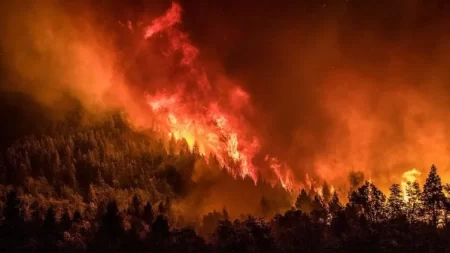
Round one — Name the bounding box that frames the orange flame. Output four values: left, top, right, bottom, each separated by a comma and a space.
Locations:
144, 3, 261, 182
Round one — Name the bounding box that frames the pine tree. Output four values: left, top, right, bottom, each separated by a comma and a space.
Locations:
349, 181, 386, 222
406, 181, 423, 222
60, 208, 72, 231
3, 190, 23, 227
387, 183, 406, 219
142, 202, 154, 224
423, 164, 445, 227
328, 192, 343, 215
295, 189, 312, 213
129, 194, 141, 218
151, 215, 170, 240
311, 195, 328, 222
43, 207, 57, 233
99, 201, 124, 239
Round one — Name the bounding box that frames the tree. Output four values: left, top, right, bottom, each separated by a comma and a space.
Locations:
60, 208, 72, 231
142, 202, 154, 224
422, 164, 445, 227
151, 215, 170, 240
328, 192, 343, 215
310, 195, 328, 223
3, 190, 22, 225
128, 194, 141, 218
42, 207, 57, 233
349, 181, 386, 222
99, 201, 125, 239
406, 181, 423, 222
387, 183, 406, 219
295, 189, 312, 213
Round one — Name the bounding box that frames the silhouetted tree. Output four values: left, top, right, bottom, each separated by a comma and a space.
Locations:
142, 201, 154, 225
387, 183, 406, 219
3, 190, 23, 226
61, 208, 72, 231
310, 195, 328, 223
150, 214, 170, 252
423, 165, 445, 227
41, 207, 58, 253
101, 201, 124, 239
0, 190, 25, 252
295, 189, 312, 213
406, 180, 423, 222
349, 181, 386, 222
128, 194, 141, 218
328, 191, 343, 216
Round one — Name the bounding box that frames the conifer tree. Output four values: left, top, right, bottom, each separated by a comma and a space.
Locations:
328, 192, 343, 215
387, 183, 406, 219
349, 181, 386, 222
129, 194, 141, 218
3, 190, 23, 229
311, 195, 328, 222
423, 164, 445, 226
60, 208, 72, 231
142, 202, 154, 224
295, 189, 312, 213
406, 181, 423, 222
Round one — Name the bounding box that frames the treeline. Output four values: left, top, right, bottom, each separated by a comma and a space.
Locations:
1, 165, 450, 252
0, 111, 290, 217
2, 111, 450, 252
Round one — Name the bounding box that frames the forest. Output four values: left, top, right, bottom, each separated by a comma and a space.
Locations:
0, 108, 450, 253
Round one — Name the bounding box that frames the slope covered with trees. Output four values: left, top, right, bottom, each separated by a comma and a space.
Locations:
1, 103, 450, 252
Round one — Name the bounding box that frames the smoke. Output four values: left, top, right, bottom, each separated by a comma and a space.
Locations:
1, 0, 450, 205
174, 0, 450, 193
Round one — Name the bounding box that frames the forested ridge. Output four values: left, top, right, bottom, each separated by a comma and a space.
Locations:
1, 109, 450, 252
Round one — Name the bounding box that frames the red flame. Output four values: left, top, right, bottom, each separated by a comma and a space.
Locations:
141, 2, 315, 193
144, 2, 262, 183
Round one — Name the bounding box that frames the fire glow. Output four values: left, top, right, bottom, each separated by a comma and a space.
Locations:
144, 3, 263, 184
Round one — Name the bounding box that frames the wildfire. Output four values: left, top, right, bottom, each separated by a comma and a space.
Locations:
141, 2, 332, 193
143, 3, 260, 182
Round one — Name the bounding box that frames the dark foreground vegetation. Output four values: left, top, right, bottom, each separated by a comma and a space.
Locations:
1, 111, 450, 253
1, 166, 450, 253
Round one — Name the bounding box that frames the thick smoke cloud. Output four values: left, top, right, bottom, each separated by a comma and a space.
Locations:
1, 0, 450, 196
174, 0, 450, 192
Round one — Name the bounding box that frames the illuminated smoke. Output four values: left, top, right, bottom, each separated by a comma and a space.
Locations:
401, 168, 421, 202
